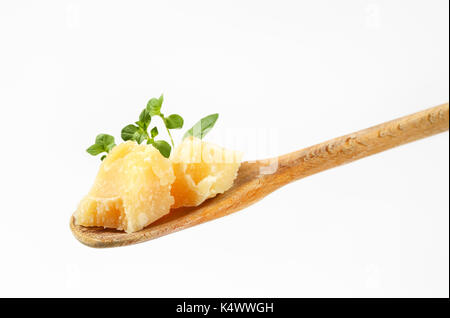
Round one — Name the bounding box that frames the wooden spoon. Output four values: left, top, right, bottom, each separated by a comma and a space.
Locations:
71, 103, 449, 248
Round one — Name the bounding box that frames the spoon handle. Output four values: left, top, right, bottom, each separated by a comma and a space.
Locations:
263, 103, 449, 188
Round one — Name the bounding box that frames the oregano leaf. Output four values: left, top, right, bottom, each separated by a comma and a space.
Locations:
121, 124, 139, 141
86, 144, 105, 156
183, 113, 219, 140
138, 109, 151, 130
152, 140, 171, 158
151, 127, 159, 138
165, 114, 184, 129
146, 94, 164, 116
96, 134, 115, 148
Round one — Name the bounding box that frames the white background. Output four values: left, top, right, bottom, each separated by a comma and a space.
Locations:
0, 0, 448, 297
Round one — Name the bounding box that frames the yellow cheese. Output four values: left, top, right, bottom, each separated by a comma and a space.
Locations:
170, 137, 243, 208
74, 141, 175, 233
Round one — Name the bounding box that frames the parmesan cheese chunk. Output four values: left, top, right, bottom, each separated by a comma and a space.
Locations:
74, 141, 175, 233
170, 137, 243, 208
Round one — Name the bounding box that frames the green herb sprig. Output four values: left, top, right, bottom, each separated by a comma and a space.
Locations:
146, 94, 184, 148
120, 94, 183, 158
87, 94, 219, 160
86, 134, 116, 161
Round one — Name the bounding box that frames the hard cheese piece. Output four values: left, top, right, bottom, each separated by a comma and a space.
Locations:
74, 141, 175, 233
171, 137, 243, 208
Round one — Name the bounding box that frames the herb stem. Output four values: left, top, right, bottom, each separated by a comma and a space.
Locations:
165, 125, 175, 147
159, 114, 175, 147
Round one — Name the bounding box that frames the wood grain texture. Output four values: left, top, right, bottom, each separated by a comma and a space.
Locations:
71, 103, 449, 248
